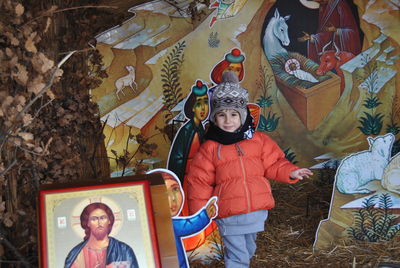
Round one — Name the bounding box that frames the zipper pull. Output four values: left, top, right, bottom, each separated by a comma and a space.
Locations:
235, 143, 244, 156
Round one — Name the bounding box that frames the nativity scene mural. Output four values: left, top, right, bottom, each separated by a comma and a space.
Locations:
90, 0, 400, 264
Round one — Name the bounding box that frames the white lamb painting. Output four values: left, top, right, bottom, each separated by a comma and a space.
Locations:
382, 152, 400, 194
335, 133, 395, 194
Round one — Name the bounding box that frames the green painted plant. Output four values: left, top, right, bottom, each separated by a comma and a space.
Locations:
392, 139, 400, 156
258, 111, 280, 132
356, 53, 386, 136
363, 95, 382, 109
358, 112, 384, 135
256, 65, 280, 132
386, 117, 400, 135
208, 32, 220, 48
161, 41, 186, 124
256, 95, 273, 109
348, 193, 400, 242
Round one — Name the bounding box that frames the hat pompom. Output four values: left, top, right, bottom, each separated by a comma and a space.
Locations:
225, 48, 245, 63
221, 71, 239, 83
192, 79, 208, 96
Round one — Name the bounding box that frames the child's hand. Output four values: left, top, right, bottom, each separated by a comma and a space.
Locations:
290, 168, 313, 180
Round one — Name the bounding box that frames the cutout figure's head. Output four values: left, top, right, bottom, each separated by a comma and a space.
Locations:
147, 169, 184, 217
184, 80, 209, 125
211, 48, 245, 84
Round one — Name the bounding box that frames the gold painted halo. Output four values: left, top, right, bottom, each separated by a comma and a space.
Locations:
299, 0, 320, 9
70, 196, 123, 239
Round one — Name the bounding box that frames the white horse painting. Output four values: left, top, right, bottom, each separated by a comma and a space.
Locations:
263, 9, 291, 60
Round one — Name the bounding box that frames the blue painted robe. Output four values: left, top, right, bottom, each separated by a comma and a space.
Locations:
64, 237, 139, 268
173, 209, 211, 268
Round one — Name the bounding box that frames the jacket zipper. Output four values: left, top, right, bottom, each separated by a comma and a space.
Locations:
237, 144, 251, 212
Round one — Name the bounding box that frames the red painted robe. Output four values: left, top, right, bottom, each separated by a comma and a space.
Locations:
308, 0, 361, 62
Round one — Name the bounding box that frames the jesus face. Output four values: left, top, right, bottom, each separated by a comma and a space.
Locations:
88, 208, 111, 240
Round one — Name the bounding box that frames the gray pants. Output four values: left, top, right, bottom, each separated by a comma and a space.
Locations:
222, 232, 257, 268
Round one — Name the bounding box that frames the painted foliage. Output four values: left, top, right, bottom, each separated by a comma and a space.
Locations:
91, 0, 400, 260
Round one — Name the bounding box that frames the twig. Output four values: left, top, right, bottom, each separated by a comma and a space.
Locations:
0, 232, 31, 268
33, 98, 54, 119
88, 117, 109, 178
327, 245, 338, 255
7, 139, 46, 156
22, 5, 118, 27
58, 48, 95, 56
0, 159, 17, 177
7, 51, 75, 136
0, 51, 75, 178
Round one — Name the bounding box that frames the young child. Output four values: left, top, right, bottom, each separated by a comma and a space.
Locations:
186, 71, 313, 267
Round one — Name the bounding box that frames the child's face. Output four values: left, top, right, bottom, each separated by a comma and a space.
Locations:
164, 176, 183, 217
215, 109, 241, 132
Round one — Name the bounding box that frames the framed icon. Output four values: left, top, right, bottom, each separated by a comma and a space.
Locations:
39, 180, 160, 268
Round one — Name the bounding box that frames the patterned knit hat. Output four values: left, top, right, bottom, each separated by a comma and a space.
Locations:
210, 71, 248, 126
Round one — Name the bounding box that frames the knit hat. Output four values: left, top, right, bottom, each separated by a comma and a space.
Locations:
210, 71, 248, 126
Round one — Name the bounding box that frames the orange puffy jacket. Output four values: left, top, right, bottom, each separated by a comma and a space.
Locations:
186, 132, 299, 219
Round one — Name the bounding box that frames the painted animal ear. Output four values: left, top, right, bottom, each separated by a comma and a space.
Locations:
367, 136, 375, 147
274, 8, 280, 18
284, 15, 291, 21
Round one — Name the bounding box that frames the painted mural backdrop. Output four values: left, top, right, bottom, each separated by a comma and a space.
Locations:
91, 0, 400, 261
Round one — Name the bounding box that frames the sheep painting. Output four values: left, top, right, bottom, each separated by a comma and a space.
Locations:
336, 133, 395, 194
115, 65, 137, 100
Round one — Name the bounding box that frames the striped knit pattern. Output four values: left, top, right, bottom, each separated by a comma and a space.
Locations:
210, 76, 249, 125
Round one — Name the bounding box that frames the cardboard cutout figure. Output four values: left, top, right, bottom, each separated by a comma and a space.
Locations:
147, 169, 218, 268
314, 134, 400, 249
167, 80, 210, 185
167, 80, 219, 252
210, 48, 245, 90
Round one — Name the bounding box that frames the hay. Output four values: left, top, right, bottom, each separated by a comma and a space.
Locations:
191, 175, 400, 267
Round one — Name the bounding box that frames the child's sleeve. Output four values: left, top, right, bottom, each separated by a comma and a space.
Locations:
186, 144, 216, 215
261, 133, 299, 183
